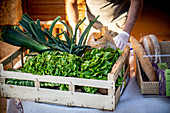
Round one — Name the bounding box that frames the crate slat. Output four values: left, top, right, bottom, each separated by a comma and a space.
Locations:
1, 84, 115, 110
1, 70, 115, 89
111, 46, 130, 81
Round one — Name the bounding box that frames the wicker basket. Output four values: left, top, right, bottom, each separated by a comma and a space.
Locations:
135, 41, 170, 95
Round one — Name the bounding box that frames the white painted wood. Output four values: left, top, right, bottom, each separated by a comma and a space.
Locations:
34, 78, 40, 88
0, 64, 5, 90
108, 73, 115, 97
0, 63, 3, 72
1, 84, 115, 110
69, 84, 75, 92
1, 71, 114, 89
108, 73, 114, 81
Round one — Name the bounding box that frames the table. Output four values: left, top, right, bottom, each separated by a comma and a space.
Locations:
6, 76, 170, 113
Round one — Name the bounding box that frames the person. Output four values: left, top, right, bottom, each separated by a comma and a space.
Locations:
66, 0, 143, 50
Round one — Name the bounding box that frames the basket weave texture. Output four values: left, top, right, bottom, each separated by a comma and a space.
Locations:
136, 41, 170, 95
159, 41, 170, 68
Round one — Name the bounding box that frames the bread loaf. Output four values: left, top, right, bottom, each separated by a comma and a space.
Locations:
140, 34, 161, 63
130, 36, 157, 81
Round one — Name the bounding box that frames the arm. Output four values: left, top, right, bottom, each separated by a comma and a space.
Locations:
123, 0, 143, 34
66, 0, 79, 27
113, 0, 143, 50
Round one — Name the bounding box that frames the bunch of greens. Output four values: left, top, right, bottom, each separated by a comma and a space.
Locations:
80, 47, 123, 93
81, 48, 122, 80
22, 51, 82, 77
1, 13, 99, 56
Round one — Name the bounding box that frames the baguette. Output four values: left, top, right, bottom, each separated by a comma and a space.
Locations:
130, 36, 157, 81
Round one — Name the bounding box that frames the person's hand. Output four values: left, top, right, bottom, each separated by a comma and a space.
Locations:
113, 31, 130, 50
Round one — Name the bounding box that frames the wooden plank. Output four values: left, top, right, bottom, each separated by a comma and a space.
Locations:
0, 48, 26, 67
28, 4, 65, 15
28, 0, 65, 4
108, 73, 115, 96
0, 45, 20, 66
111, 45, 130, 81
0, 63, 4, 72
30, 15, 66, 21
0, 41, 19, 59
123, 65, 130, 80
69, 84, 75, 92
1, 84, 115, 110
115, 86, 121, 106
1, 71, 114, 89
0, 64, 5, 90
34, 78, 40, 88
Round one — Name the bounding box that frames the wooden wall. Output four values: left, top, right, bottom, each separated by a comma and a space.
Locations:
22, 0, 66, 21
21, 0, 86, 29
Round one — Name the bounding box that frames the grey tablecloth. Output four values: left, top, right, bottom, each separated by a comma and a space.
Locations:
7, 76, 170, 113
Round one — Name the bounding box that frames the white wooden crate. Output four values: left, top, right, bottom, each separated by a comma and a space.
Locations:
0, 45, 130, 111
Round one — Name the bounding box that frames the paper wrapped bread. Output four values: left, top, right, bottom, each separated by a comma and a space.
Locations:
140, 34, 161, 63
87, 26, 117, 49
130, 36, 157, 81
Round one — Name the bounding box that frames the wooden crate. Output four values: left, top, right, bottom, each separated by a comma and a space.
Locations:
0, 46, 130, 111
135, 41, 170, 95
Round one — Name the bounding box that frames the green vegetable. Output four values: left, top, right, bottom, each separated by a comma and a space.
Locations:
7, 68, 22, 72
49, 16, 61, 34
6, 79, 34, 87
6, 47, 123, 94
1, 26, 48, 51
22, 51, 82, 77
80, 47, 123, 93
80, 47, 122, 80
83, 86, 98, 94
1, 13, 98, 57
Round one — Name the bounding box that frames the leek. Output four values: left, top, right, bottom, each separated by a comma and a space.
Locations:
1, 26, 48, 51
